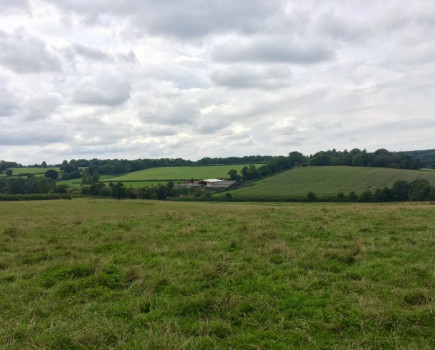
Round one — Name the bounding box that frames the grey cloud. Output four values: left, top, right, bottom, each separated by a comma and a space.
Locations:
22, 95, 62, 121
134, 125, 178, 137
66, 44, 111, 61
196, 117, 230, 135
0, 87, 18, 117
73, 73, 131, 106
0, 127, 67, 146
0, 29, 61, 73
0, 0, 30, 14
49, 0, 281, 38
64, 44, 136, 63
210, 65, 291, 89
315, 12, 370, 43
212, 37, 335, 64
139, 96, 199, 126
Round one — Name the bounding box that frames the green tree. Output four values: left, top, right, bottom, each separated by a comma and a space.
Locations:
228, 169, 241, 181
408, 179, 431, 201
359, 190, 373, 202
44, 169, 58, 180
307, 191, 317, 202
289, 151, 305, 167
392, 180, 411, 201
349, 191, 358, 201
111, 182, 126, 198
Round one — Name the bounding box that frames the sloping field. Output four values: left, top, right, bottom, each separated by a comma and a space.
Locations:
7, 167, 60, 176
103, 164, 261, 182
0, 199, 433, 348
221, 166, 435, 200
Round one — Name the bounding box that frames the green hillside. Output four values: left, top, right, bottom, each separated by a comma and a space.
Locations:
7, 167, 60, 176
219, 166, 435, 200
102, 164, 261, 182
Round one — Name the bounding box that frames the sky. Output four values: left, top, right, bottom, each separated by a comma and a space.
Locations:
0, 0, 434, 165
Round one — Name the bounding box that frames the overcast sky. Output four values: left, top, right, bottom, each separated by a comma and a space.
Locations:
1, 0, 434, 164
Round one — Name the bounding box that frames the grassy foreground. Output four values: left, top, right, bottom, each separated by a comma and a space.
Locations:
0, 200, 434, 349
222, 166, 435, 200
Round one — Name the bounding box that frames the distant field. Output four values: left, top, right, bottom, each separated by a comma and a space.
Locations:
7, 167, 60, 176
103, 164, 262, 182
56, 175, 113, 187
122, 181, 168, 188
219, 166, 435, 200
0, 199, 433, 348
56, 179, 82, 186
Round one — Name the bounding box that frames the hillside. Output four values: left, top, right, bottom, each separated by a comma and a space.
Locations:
101, 164, 261, 182
219, 166, 435, 200
6, 167, 60, 176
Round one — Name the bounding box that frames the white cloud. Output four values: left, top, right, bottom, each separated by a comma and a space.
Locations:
210, 65, 292, 89
0, 0, 434, 164
73, 73, 131, 106
0, 28, 61, 73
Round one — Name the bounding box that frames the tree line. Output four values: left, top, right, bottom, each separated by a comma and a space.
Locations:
227, 148, 423, 184
305, 179, 435, 202
1, 148, 429, 180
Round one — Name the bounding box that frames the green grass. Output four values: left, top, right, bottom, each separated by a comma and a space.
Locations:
56, 175, 113, 187
0, 199, 434, 348
220, 166, 435, 200
7, 167, 60, 176
103, 164, 262, 182
122, 181, 168, 188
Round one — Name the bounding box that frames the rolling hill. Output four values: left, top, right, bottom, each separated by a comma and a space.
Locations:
217, 166, 435, 200
101, 164, 261, 182
7, 167, 60, 176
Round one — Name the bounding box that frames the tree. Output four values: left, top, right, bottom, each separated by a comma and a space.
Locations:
336, 192, 345, 201
307, 191, 317, 202
228, 169, 241, 181
289, 151, 305, 167
41, 161, 47, 168
408, 179, 431, 201
359, 190, 374, 202
349, 191, 358, 201
392, 180, 411, 201
111, 182, 126, 198
44, 169, 58, 180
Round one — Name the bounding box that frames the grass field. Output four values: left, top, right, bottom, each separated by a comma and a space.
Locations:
103, 164, 262, 182
56, 175, 113, 187
0, 199, 433, 348
220, 166, 435, 200
7, 167, 60, 176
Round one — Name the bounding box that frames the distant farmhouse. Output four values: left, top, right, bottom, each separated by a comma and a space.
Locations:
177, 178, 238, 190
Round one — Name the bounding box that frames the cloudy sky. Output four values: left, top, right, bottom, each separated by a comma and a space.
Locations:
1, 0, 434, 164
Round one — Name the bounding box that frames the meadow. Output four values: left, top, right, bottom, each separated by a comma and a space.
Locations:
221, 166, 435, 200
0, 199, 433, 348
102, 164, 262, 182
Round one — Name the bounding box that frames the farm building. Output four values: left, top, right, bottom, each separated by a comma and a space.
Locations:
177, 179, 238, 190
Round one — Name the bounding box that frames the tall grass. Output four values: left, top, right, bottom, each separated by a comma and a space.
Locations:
0, 199, 433, 348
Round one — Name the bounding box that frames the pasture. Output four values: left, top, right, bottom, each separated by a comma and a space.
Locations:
221, 166, 435, 200
0, 199, 433, 348
102, 164, 262, 182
